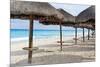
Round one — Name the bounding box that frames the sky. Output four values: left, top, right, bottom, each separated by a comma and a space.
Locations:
11, 3, 90, 30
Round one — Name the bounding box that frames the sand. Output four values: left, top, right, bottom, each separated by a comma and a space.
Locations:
10, 36, 95, 67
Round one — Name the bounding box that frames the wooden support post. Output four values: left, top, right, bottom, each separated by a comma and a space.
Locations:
92, 30, 93, 38
59, 21, 62, 51
75, 27, 77, 44
83, 28, 85, 42
88, 29, 90, 40
28, 15, 33, 63
92, 30, 94, 38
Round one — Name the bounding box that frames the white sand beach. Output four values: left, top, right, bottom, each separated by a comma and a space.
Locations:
10, 36, 95, 66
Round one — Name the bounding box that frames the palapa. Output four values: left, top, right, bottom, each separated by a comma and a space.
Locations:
10, 0, 64, 63
76, 5, 95, 41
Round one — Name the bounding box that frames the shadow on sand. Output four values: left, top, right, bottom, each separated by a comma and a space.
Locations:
11, 54, 86, 67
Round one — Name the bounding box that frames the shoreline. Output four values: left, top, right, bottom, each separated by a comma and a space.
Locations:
11, 33, 84, 42
11, 37, 28, 42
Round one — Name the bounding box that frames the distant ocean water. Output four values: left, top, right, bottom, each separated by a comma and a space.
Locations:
10, 29, 88, 41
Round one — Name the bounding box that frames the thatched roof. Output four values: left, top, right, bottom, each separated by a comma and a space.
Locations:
76, 6, 95, 23
58, 9, 76, 26
10, 0, 63, 20
58, 9, 75, 22
76, 23, 94, 29
40, 9, 76, 27
75, 6, 95, 29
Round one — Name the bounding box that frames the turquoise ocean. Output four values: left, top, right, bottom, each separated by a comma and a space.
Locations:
11, 29, 89, 41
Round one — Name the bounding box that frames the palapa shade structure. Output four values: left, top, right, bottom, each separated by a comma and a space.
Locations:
76, 5, 95, 41
40, 9, 76, 50
57, 9, 78, 45
10, 0, 64, 63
